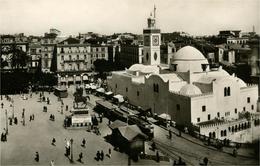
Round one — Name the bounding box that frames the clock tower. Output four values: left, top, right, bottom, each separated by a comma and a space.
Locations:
143, 5, 161, 66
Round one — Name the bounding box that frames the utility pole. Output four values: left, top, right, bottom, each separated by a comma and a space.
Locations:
5, 109, 8, 135
70, 138, 74, 163
12, 98, 14, 119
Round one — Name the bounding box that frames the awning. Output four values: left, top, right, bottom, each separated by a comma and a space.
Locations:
76, 76, 81, 81
105, 91, 113, 96
113, 94, 124, 103
90, 85, 97, 90
158, 113, 171, 120
85, 84, 91, 89
83, 75, 88, 80
96, 88, 105, 93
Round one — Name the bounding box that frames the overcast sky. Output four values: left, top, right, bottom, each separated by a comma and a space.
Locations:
0, 0, 259, 36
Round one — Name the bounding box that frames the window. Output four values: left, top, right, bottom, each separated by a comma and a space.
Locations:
153, 84, 159, 93
61, 64, 64, 71
69, 55, 72, 60
77, 64, 80, 70
61, 55, 64, 61
96, 48, 98, 52
126, 87, 128, 92
146, 53, 149, 61
96, 54, 98, 58
90, 60, 92, 64
101, 47, 105, 51
247, 97, 250, 103
251, 105, 254, 110
84, 55, 86, 59
102, 54, 105, 58
224, 87, 231, 96
243, 107, 246, 111
137, 91, 139, 96
227, 87, 230, 96
202, 106, 206, 112
176, 104, 180, 111
115, 84, 117, 88
235, 108, 237, 114
61, 47, 64, 53
45, 54, 48, 58
91, 54, 93, 58
197, 118, 200, 123
208, 114, 211, 120
217, 112, 220, 117
77, 55, 79, 60
225, 112, 230, 116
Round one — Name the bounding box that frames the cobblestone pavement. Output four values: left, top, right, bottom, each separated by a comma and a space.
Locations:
0, 89, 169, 166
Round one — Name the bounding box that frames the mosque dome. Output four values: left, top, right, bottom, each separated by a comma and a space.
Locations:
180, 84, 202, 96
173, 46, 206, 60
171, 46, 209, 72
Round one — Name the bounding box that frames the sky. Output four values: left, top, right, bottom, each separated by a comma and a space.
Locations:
0, 0, 259, 36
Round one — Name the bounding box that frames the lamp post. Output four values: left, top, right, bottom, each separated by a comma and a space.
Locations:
70, 138, 74, 162
5, 109, 8, 135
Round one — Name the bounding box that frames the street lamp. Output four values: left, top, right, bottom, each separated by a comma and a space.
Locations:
5, 109, 8, 135
70, 138, 74, 162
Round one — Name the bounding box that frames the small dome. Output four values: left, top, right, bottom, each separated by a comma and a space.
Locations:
173, 46, 206, 60
129, 64, 144, 71
237, 78, 247, 88
180, 84, 202, 96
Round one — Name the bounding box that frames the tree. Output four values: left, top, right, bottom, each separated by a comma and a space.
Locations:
93, 59, 113, 73
50, 45, 57, 73
10, 45, 29, 69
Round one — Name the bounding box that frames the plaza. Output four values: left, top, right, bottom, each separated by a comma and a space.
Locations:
0, 87, 169, 165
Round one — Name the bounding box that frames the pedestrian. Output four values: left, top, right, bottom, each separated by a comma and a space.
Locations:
82, 138, 86, 147
1, 102, 3, 108
78, 152, 83, 163
29, 115, 32, 122
66, 105, 68, 111
52, 138, 56, 146
14, 117, 18, 124
100, 150, 104, 161
9, 118, 12, 125
203, 157, 208, 166
50, 160, 54, 166
156, 150, 160, 162
169, 129, 172, 139
96, 151, 100, 161
173, 160, 177, 166
35, 152, 39, 162
108, 148, 111, 158
1, 133, 4, 142
32, 114, 34, 120
22, 108, 25, 118
233, 148, 237, 157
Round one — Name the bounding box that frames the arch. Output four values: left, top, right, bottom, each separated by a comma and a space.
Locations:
238, 124, 241, 130
212, 132, 216, 138
241, 123, 244, 129
209, 132, 212, 138
232, 126, 234, 132
224, 87, 227, 96
154, 52, 157, 61
244, 122, 247, 128
228, 127, 231, 132
235, 125, 238, 132
146, 52, 149, 61
221, 130, 223, 137
224, 130, 227, 136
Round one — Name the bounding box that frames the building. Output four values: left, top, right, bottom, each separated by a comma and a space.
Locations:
41, 33, 57, 72
56, 37, 109, 86
107, 7, 260, 142
0, 34, 28, 69
28, 43, 41, 70
218, 30, 249, 44
57, 37, 91, 86
160, 42, 176, 65
118, 44, 143, 68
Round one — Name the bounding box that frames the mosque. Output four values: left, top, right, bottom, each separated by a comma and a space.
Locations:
107, 7, 260, 142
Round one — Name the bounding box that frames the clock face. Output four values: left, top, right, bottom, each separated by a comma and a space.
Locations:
152, 36, 159, 46
144, 36, 150, 46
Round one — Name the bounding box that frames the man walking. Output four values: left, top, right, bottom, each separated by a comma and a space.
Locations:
35, 152, 39, 162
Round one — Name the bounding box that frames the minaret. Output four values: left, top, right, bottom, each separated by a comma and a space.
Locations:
143, 5, 161, 66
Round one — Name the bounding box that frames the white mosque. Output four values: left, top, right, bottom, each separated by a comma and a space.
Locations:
107, 7, 260, 142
